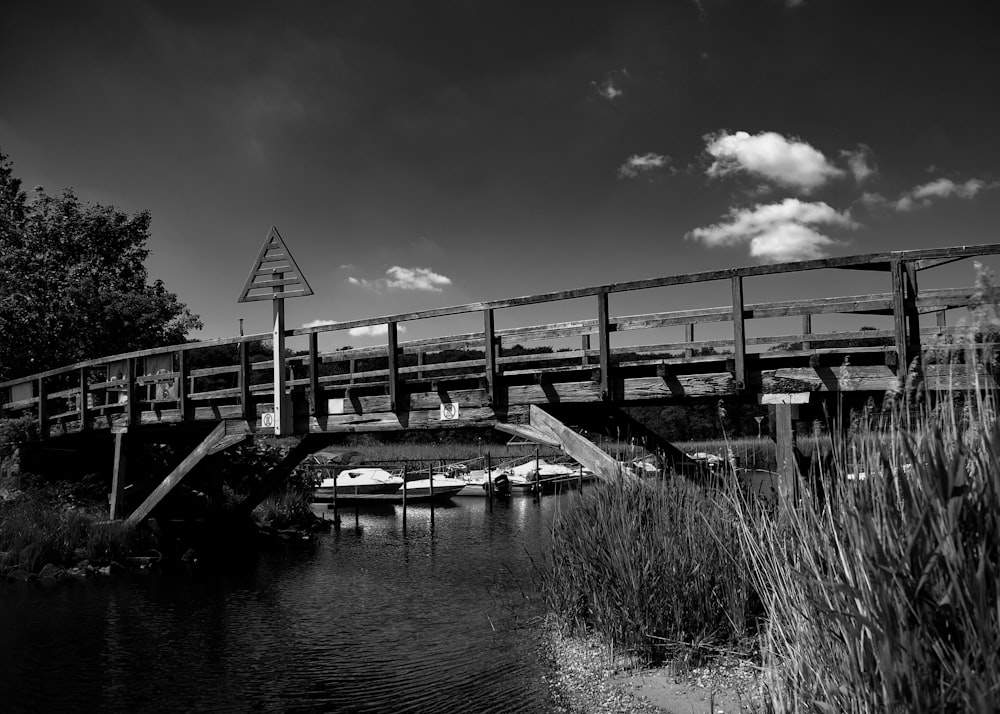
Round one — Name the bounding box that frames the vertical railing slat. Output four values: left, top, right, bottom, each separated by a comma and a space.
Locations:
731, 276, 746, 390
79, 367, 89, 431
483, 309, 497, 406
309, 332, 323, 418
387, 321, 399, 412
597, 291, 610, 399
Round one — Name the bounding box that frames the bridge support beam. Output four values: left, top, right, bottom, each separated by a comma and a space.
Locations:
527, 405, 634, 483
124, 422, 227, 525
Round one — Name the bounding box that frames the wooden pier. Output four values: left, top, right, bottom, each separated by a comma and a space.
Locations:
3, 243, 998, 521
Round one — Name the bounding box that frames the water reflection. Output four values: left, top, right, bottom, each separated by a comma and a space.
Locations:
0, 494, 572, 713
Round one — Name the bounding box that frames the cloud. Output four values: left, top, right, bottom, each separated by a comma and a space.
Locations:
890, 178, 994, 211
299, 318, 406, 339
687, 198, 857, 261
842, 144, 876, 183
347, 266, 452, 292
302, 319, 339, 329
348, 324, 406, 338
618, 152, 670, 178
591, 69, 627, 101
704, 130, 844, 192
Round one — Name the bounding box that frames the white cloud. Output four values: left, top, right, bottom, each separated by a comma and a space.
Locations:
594, 79, 622, 100
302, 319, 338, 329
618, 152, 670, 178
842, 144, 876, 183
348, 324, 406, 338
299, 318, 405, 339
591, 69, 628, 101
891, 178, 993, 211
347, 266, 452, 292
704, 130, 844, 192
687, 198, 857, 261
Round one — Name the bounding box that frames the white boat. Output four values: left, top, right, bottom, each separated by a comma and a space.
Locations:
400, 475, 467, 501
313, 467, 404, 503
455, 469, 512, 497
505, 459, 581, 493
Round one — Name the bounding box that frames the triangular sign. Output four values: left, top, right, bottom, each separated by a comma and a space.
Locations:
238, 226, 314, 303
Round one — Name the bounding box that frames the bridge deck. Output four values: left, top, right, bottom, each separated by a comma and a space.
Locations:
3, 244, 998, 441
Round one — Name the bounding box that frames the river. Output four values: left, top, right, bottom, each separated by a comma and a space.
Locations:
0, 493, 577, 713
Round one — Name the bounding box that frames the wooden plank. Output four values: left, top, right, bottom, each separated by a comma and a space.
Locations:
801, 314, 812, 351
387, 321, 399, 412
483, 309, 498, 406
684, 323, 694, 358
125, 421, 227, 525
904, 261, 920, 361
597, 291, 610, 399
529, 405, 631, 483
732, 275, 746, 390
581, 334, 591, 366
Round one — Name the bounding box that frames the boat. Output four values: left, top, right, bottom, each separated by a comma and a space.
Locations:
399, 475, 468, 502
455, 469, 512, 497
505, 459, 585, 493
312, 467, 404, 503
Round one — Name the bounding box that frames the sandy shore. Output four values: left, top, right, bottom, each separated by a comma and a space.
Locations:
543, 629, 761, 714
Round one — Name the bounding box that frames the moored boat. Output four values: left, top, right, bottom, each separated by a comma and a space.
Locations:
399, 475, 467, 502
313, 467, 404, 503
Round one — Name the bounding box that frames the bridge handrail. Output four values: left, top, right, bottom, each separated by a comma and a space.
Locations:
2, 243, 998, 429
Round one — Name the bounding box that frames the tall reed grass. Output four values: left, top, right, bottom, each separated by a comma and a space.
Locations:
539, 477, 758, 664
730, 265, 1000, 712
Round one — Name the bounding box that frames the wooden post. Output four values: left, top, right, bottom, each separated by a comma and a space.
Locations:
483, 309, 497, 406
272, 295, 291, 435
127, 357, 140, 427
904, 261, 920, 361
801, 314, 812, 351
416, 351, 425, 379
79, 368, 89, 431
387, 321, 399, 412
770, 403, 797, 504
486, 452, 493, 504
597, 291, 611, 400
110, 429, 128, 519
239, 341, 252, 421
308, 332, 323, 418
732, 276, 746, 390
37, 377, 48, 439
936, 310, 947, 331
581, 334, 591, 366
891, 258, 908, 370
178, 350, 190, 421
684, 323, 694, 359
401, 462, 408, 529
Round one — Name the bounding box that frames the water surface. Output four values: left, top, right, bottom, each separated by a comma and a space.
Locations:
0, 493, 576, 713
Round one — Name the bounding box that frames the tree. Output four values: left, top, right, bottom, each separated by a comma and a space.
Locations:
0, 150, 202, 382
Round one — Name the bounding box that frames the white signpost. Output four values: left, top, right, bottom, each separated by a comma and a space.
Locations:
238, 226, 313, 435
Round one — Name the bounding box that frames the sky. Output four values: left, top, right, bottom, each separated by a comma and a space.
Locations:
2, 0, 999, 351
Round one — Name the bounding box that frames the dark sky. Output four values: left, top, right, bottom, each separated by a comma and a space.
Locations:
2, 0, 998, 344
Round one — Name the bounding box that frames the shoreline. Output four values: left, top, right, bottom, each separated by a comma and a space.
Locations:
543, 627, 761, 714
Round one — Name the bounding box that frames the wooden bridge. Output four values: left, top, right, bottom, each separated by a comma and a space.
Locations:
2, 241, 998, 522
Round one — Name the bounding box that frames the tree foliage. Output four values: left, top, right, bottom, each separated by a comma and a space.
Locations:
0, 151, 202, 382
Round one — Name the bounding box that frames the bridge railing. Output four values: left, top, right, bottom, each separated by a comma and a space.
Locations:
2, 243, 999, 436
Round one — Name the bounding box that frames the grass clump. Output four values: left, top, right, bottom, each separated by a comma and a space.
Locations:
539, 477, 759, 665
